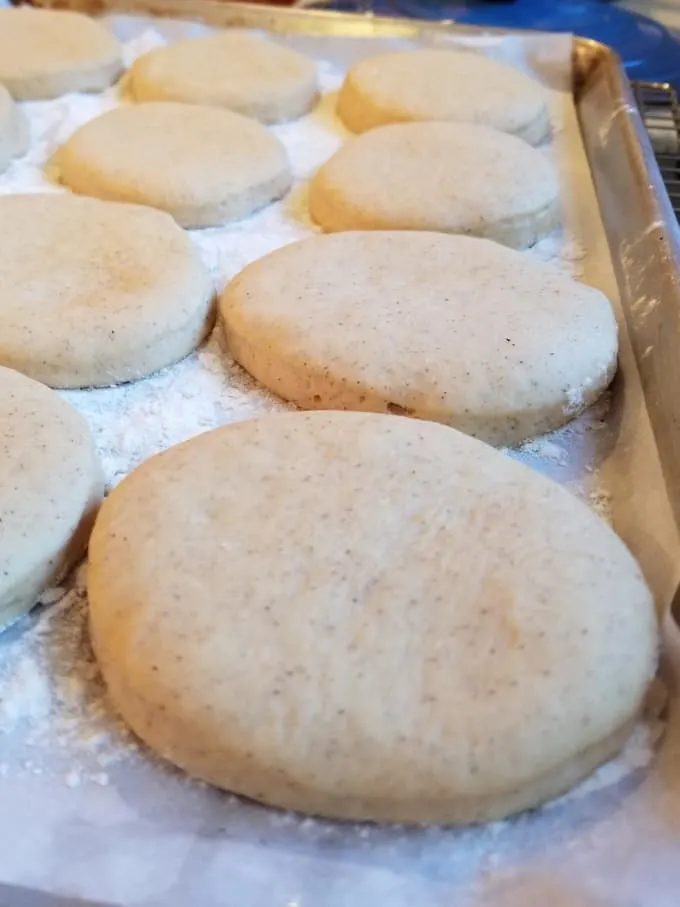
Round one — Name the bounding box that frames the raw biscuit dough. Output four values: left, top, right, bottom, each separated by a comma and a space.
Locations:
1, 367, 103, 631
220, 232, 618, 445
0, 84, 29, 174
130, 32, 319, 123
0, 194, 215, 388
55, 102, 292, 228
309, 121, 559, 248
338, 48, 550, 144
87, 410, 657, 825
0, 7, 122, 100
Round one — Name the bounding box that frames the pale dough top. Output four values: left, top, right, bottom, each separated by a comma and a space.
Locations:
88, 411, 656, 825
0, 8, 122, 100
130, 32, 319, 123
55, 102, 292, 227
338, 48, 549, 144
0, 194, 214, 388
221, 232, 618, 445
0, 366, 103, 629
309, 121, 559, 248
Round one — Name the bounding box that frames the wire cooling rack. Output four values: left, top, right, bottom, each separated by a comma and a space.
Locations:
634, 80, 680, 219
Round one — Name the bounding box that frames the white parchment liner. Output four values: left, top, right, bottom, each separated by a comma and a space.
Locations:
0, 14, 678, 905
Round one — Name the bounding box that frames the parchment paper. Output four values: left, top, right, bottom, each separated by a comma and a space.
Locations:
1, 14, 679, 906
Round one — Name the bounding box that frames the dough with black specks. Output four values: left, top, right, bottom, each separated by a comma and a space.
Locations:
0, 194, 215, 388
309, 121, 559, 248
87, 410, 657, 825
338, 48, 550, 144
220, 232, 617, 445
0, 7, 122, 100
1, 367, 103, 632
0, 84, 29, 174
130, 32, 319, 124
55, 102, 292, 228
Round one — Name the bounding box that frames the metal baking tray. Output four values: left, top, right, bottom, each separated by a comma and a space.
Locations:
4, 3, 680, 903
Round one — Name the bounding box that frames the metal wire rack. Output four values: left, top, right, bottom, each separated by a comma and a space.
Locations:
634, 80, 680, 219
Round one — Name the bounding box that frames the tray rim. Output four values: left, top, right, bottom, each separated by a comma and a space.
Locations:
3, 5, 680, 902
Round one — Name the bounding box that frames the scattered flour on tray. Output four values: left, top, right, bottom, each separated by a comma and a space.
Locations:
0, 29, 657, 818
0, 564, 139, 786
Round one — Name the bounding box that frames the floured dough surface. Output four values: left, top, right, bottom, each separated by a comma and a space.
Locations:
1, 367, 103, 631
55, 102, 292, 228
338, 48, 550, 144
221, 232, 618, 445
0, 194, 215, 388
309, 121, 559, 248
0, 84, 29, 174
88, 411, 657, 825
0, 7, 122, 100
130, 32, 319, 123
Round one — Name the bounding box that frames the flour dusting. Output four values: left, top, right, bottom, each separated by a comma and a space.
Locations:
0, 26, 665, 903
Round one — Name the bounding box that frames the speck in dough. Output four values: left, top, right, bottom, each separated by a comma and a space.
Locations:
0, 84, 29, 174
220, 232, 618, 445
0, 194, 215, 388
338, 48, 550, 144
130, 32, 319, 123
87, 410, 657, 825
55, 102, 292, 228
1, 367, 103, 631
309, 121, 559, 248
0, 7, 122, 100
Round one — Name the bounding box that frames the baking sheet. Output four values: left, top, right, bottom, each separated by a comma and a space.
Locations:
1, 10, 680, 905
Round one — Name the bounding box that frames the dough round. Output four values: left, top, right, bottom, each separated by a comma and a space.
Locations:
0, 194, 215, 389
130, 32, 319, 124
0, 84, 29, 174
1, 367, 103, 631
221, 232, 617, 445
0, 8, 122, 101
55, 102, 292, 228
338, 49, 550, 144
309, 122, 559, 248
88, 411, 656, 825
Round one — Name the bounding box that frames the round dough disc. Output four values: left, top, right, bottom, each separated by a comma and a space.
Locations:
309, 121, 559, 248
130, 32, 319, 124
220, 232, 618, 445
0, 8, 122, 101
88, 411, 656, 825
55, 102, 292, 228
0, 194, 215, 388
0, 84, 29, 175
338, 49, 550, 144
1, 367, 103, 631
